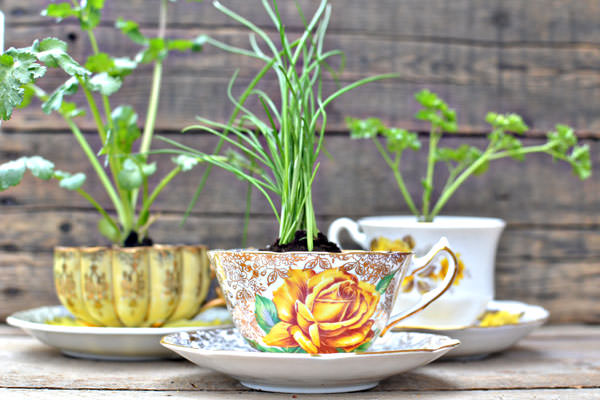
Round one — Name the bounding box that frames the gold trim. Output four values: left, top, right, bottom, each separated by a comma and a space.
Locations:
159, 336, 460, 355
392, 315, 549, 332
381, 245, 459, 336
208, 249, 413, 256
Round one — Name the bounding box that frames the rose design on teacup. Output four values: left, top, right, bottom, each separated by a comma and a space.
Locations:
254, 268, 398, 354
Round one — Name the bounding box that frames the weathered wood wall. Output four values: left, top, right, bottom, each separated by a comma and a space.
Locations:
0, 0, 598, 322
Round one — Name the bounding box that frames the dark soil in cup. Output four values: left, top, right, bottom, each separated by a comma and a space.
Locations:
123, 231, 154, 247
263, 230, 341, 252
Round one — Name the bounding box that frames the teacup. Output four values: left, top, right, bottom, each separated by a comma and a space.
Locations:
208, 237, 457, 354
54, 245, 221, 327
328, 216, 506, 328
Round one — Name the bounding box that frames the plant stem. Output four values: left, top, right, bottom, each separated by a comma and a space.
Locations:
64, 116, 128, 230
488, 144, 552, 160
132, 0, 168, 210
430, 148, 493, 219
78, 77, 107, 143
136, 166, 181, 227
421, 129, 441, 221
75, 187, 119, 232
372, 137, 419, 216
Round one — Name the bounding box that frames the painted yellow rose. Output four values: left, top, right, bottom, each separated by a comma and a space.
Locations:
262, 269, 380, 354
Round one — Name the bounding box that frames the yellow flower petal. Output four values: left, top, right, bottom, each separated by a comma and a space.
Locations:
308, 323, 321, 348
322, 320, 374, 350
312, 298, 352, 323
290, 325, 319, 354
262, 322, 297, 347
296, 300, 316, 332
272, 269, 314, 322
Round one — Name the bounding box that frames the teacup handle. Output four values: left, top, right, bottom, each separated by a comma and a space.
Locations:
327, 218, 368, 249
381, 237, 458, 336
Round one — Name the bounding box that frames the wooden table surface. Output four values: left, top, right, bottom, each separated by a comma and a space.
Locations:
1, 324, 599, 399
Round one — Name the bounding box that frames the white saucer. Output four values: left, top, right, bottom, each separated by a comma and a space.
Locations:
161, 327, 459, 393
7, 305, 233, 361
394, 300, 549, 359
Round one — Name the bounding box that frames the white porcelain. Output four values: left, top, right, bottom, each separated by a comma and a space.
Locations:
328, 216, 505, 327
7, 305, 233, 361
161, 327, 459, 393
393, 300, 549, 359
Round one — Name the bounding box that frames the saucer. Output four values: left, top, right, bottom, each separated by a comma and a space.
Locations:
393, 300, 549, 359
7, 305, 233, 361
161, 327, 459, 393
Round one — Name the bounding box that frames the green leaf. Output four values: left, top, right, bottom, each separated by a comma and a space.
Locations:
117, 158, 143, 190
87, 72, 122, 96
111, 57, 138, 77
79, 0, 105, 30
56, 171, 86, 190
136, 38, 168, 64
569, 144, 592, 180
25, 156, 55, 180
254, 294, 280, 334
85, 53, 114, 73
376, 270, 398, 294
167, 35, 207, 52
414, 89, 441, 109
0, 158, 27, 191
18, 85, 36, 109
346, 117, 384, 139
116, 18, 148, 45
547, 124, 577, 155
0, 50, 47, 120
141, 162, 157, 177
32, 38, 89, 76
384, 128, 420, 153
486, 112, 528, 134
102, 106, 141, 156
98, 217, 121, 243
41, 3, 78, 21
42, 77, 79, 114
172, 155, 199, 171
60, 101, 86, 119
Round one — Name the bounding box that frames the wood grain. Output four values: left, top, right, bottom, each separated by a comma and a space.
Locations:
1, 325, 598, 393
1, 3, 600, 133
4, 0, 600, 45
2, 389, 600, 399
1, 133, 598, 224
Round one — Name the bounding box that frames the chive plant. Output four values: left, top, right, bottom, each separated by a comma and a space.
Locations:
347, 90, 592, 222
0, 0, 206, 245
163, 0, 394, 250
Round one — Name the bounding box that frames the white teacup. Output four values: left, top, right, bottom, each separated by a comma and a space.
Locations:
328, 216, 506, 328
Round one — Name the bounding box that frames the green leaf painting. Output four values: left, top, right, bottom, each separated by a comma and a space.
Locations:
376, 270, 398, 294
255, 294, 280, 334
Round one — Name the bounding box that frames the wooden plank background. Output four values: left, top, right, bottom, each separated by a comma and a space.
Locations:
0, 0, 598, 322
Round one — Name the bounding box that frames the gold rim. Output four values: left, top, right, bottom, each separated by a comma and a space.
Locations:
160, 332, 460, 355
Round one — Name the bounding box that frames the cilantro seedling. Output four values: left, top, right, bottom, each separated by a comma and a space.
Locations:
0, 0, 206, 245
347, 90, 592, 222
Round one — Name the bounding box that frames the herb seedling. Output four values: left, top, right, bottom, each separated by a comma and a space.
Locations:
347, 90, 592, 222
0, 0, 205, 245
163, 0, 394, 250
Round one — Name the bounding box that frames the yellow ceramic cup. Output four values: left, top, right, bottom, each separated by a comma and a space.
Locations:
53, 245, 216, 327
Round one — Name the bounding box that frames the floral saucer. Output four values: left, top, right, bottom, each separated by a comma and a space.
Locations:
161, 327, 459, 393
393, 300, 549, 359
6, 305, 232, 361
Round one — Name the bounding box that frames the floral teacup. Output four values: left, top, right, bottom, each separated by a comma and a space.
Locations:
208, 237, 458, 354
